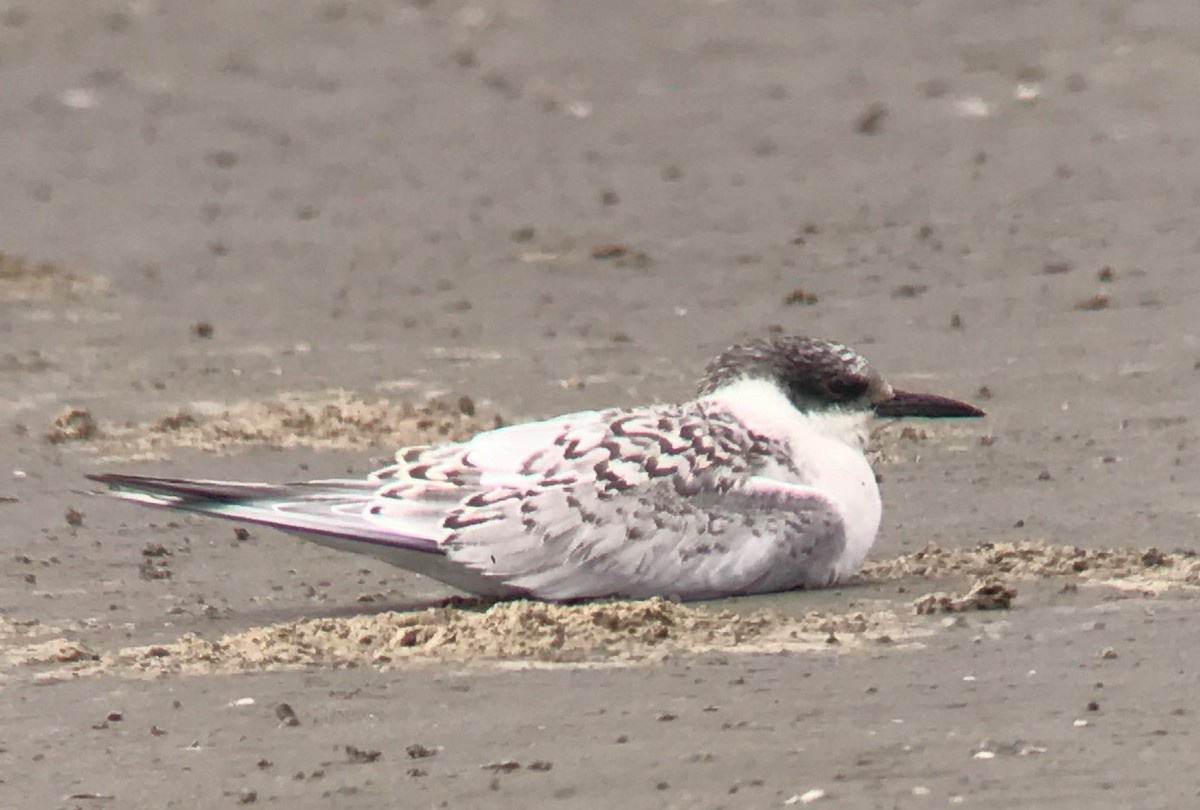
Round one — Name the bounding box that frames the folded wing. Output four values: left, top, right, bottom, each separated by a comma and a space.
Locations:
371, 403, 844, 599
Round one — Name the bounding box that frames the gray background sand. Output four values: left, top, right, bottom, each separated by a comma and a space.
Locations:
2, 1, 1200, 807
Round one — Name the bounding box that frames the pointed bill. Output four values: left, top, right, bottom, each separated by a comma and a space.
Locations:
873, 389, 984, 419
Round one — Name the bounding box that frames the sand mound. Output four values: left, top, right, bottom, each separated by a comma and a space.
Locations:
0, 617, 96, 674
13, 541, 1198, 679
859, 539, 1200, 591
78, 599, 912, 677
63, 391, 504, 458
867, 420, 982, 465
0, 252, 102, 300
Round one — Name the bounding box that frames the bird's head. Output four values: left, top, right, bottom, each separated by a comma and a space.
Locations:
697, 335, 984, 420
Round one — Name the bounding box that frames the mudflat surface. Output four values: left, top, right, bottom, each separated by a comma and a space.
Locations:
3, 1, 1200, 808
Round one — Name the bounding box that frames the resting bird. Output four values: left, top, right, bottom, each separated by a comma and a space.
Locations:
89, 335, 983, 601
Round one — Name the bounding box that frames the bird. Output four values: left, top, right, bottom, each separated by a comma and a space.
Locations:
88, 335, 983, 601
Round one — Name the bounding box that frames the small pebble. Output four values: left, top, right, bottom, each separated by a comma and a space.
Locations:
481, 760, 521, 773
785, 788, 828, 804
275, 703, 300, 726
1075, 293, 1109, 311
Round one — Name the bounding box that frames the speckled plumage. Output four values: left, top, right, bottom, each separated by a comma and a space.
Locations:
362, 400, 846, 599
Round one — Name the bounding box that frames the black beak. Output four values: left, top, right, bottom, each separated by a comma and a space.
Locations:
873, 389, 985, 419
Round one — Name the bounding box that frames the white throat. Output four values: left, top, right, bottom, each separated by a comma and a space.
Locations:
702, 377, 872, 450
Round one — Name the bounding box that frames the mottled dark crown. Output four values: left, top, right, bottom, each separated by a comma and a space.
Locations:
697, 335, 884, 411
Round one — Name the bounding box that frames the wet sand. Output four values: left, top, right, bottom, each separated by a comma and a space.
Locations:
3, 1, 1200, 807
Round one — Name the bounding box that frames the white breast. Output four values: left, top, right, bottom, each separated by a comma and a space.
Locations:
794, 429, 881, 578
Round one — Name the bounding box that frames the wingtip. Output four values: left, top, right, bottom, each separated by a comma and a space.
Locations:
86, 472, 162, 492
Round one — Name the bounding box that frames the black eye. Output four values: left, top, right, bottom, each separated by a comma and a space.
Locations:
825, 374, 869, 400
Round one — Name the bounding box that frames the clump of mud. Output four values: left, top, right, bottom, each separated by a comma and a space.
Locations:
77, 599, 910, 676
0, 252, 100, 300
859, 540, 1200, 591
79, 392, 503, 458
912, 579, 1017, 614
45, 407, 99, 444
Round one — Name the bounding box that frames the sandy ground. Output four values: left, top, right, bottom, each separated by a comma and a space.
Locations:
3, 0, 1200, 807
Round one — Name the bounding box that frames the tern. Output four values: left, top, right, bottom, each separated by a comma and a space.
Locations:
89, 335, 983, 601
